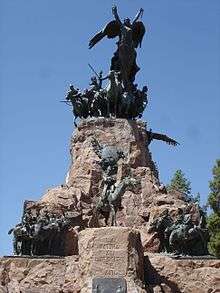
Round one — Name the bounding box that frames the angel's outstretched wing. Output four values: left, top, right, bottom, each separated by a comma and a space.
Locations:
148, 131, 179, 146
89, 20, 121, 49
132, 21, 146, 48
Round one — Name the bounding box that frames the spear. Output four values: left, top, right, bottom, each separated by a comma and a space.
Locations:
60, 100, 72, 106
88, 63, 100, 80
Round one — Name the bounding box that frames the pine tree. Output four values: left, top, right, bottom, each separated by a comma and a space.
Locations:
207, 159, 220, 256
167, 169, 191, 197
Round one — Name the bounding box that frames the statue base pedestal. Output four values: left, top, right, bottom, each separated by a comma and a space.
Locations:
78, 227, 147, 292
1, 247, 220, 292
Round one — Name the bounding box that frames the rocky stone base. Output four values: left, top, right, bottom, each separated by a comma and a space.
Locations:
145, 253, 220, 293
1, 227, 220, 293
0, 255, 80, 293
78, 227, 146, 292
0, 254, 219, 293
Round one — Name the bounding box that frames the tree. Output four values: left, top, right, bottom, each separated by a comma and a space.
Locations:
208, 159, 220, 213
167, 169, 191, 197
167, 169, 205, 204
207, 159, 220, 256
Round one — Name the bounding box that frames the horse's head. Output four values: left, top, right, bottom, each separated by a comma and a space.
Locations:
32, 222, 43, 237
57, 217, 71, 231
109, 70, 120, 82
14, 226, 29, 238
148, 218, 159, 233
186, 226, 204, 242
149, 210, 173, 233
108, 70, 115, 80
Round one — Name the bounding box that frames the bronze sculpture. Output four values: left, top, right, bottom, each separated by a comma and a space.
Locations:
149, 209, 209, 256
96, 177, 137, 226
9, 7, 185, 259
63, 5, 148, 121
8, 209, 71, 256
89, 6, 145, 91
146, 129, 180, 146
91, 138, 130, 226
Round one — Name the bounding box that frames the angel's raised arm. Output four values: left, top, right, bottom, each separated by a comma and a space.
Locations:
133, 8, 144, 23
112, 5, 122, 25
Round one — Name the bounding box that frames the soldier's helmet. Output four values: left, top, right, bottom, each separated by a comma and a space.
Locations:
143, 86, 148, 93
91, 76, 97, 83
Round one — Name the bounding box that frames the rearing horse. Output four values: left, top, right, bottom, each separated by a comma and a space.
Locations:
97, 177, 136, 226
105, 70, 123, 117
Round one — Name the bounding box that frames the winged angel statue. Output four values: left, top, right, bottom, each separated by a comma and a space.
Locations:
89, 5, 146, 92
63, 5, 178, 148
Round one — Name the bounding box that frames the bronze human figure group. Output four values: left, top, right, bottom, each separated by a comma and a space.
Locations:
65, 74, 148, 126
149, 208, 209, 256
8, 209, 70, 256
91, 138, 137, 226
63, 6, 148, 125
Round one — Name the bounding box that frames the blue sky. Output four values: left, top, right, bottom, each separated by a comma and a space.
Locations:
0, 0, 219, 255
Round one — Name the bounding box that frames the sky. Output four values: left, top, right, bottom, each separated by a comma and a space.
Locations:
0, 0, 219, 255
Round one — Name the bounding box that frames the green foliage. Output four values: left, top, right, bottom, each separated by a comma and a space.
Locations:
207, 213, 220, 233
167, 169, 191, 196
208, 159, 220, 214
208, 231, 220, 257
167, 170, 204, 204
207, 159, 220, 256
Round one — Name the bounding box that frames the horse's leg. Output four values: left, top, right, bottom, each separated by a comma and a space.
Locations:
165, 233, 171, 253
113, 207, 117, 226
14, 238, 20, 255
74, 116, 78, 128
50, 232, 57, 255
169, 231, 176, 253
21, 239, 26, 255
48, 238, 52, 255
26, 238, 31, 256
33, 238, 40, 256
13, 238, 17, 255
107, 99, 110, 117
105, 213, 110, 226
30, 239, 33, 256
114, 96, 117, 117
33, 239, 38, 256
110, 204, 116, 226
17, 240, 22, 256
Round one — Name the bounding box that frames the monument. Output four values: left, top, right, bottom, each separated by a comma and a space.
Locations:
1, 6, 220, 293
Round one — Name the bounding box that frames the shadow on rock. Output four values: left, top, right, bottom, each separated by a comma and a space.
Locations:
144, 255, 181, 293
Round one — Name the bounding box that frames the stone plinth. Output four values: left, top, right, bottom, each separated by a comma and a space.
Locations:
1, 253, 220, 292
78, 227, 146, 292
